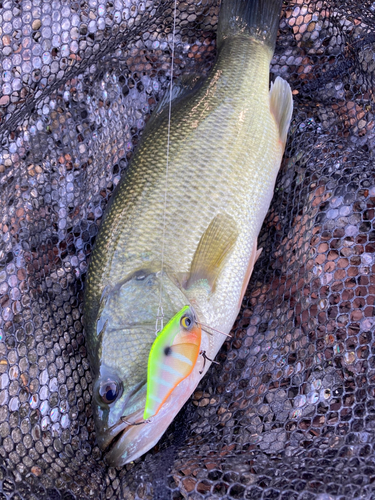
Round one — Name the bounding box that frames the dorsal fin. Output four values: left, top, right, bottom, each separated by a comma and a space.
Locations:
269, 76, 293, 147
186, 213, 238, 290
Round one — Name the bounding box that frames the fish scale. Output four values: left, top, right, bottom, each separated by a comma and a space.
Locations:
84, 0, 293, 465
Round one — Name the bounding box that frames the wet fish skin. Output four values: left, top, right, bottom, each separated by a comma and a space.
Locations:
84, 0, 292, 465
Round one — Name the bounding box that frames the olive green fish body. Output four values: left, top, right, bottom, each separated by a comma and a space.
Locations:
84, 0, 293, 465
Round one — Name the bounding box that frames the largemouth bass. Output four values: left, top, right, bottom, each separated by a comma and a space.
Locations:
84, 0, 293, 466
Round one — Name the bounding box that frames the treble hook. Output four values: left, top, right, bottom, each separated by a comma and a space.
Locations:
199, 350, 220, 374
121, 417, 153, 426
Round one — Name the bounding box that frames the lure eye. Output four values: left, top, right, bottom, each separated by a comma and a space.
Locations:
180, 315, 193, 329
99, 381, 121, 405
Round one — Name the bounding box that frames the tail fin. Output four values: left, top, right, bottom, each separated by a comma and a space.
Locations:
217, 0, 283, 51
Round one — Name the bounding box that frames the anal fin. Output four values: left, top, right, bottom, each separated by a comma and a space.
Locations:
186, 213, 238, 290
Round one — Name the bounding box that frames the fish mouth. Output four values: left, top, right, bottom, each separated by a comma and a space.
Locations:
99, 419, 128, 454
100, 404, 178, 466
96, 337, 211, 466
103, 423, 128, 455
99, 409, 145, 464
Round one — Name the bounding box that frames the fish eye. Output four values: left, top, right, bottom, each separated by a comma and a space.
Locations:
99, 380, 121, 405
180, 315, 193, 329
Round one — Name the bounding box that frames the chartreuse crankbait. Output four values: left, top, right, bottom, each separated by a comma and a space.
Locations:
143, 306, 201, 420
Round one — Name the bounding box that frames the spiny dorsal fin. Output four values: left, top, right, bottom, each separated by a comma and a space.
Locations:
269, 76, 293, 147
186, 213, 238, 290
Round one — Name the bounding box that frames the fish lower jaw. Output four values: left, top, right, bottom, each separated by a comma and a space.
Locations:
103, 425, 127, 458
99, 409, 144, 458
103, 409, 171, 467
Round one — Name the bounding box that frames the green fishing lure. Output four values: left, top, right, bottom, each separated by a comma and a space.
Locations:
144, 306, 202, 420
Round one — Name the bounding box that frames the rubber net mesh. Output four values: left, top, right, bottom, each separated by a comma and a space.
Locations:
0, 0, 375, 498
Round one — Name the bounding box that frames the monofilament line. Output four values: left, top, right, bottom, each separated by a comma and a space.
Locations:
156, 0, 178, 335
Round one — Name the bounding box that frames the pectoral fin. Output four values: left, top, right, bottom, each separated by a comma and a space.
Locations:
269, 76, 293, 147
238, 240, 262, 309
186, 213, 238, 290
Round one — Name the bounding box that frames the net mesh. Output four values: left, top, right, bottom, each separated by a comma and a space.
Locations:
0, 0, 375, 498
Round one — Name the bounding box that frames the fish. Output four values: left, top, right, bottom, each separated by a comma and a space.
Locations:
84, 0, 293, 466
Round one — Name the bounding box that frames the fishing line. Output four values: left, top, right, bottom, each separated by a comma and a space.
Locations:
156, 0, 178, 335
198, 322, 232, 338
